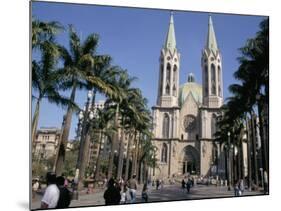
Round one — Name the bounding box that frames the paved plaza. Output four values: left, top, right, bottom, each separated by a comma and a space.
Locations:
31, 184, 264, 210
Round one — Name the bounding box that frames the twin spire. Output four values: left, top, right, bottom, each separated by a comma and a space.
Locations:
206, 15, 218, 52
164, 12, 176, 50
164, 13, 218, 52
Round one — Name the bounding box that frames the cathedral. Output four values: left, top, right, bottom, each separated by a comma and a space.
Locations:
151, 13, 224, 179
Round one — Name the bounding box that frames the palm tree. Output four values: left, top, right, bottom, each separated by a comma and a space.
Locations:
215, 18, 269, 191
231, 18, 269, 191
32, 17, 63, 50
93, 108, 116, 182
54, 25, 119, 176
104, 71, 137, 179
32, 18, 65, 145
32, 41, 73, 147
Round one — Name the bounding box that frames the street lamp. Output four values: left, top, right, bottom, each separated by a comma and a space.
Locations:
76, 90, 95, 192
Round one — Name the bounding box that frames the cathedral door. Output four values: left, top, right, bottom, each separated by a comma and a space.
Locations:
181, 145, 200, 175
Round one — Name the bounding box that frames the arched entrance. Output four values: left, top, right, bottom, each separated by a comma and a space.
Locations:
181, 145, 200, 175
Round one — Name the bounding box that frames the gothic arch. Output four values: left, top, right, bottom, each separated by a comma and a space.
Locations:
166, 63, 171, 84
204, 65, 208, 95
218, 65, 221, 97
173, 65, 177, 83
161, 143, 168, 163
162, 113, 170, 138
211, 114, 217, 138
179, 145, 200, 175
211, 63, 216, 95
173, 84, 177, 96
159, 64, 164, 95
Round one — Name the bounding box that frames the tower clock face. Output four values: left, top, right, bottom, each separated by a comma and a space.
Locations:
183, 115, 196, 132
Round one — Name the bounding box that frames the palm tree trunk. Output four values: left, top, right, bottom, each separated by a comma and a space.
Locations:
125, 133, 132, 181
77, 127, 92, 190
117, 127, 125, 179
94, 130, 103, 181
55, 83, 77, 176
32, 98, 41, 147
136, 133, 141, 181
134, 132, 140, 179
107, 104, 119, 179
131, 130, 137, 177
257, 100, 268, 192
246, 116, 252, 191
237, 142, 241, 180
250, 111, 259, 186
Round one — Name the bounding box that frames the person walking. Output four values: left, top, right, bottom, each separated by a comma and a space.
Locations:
181, 179, 186, 190
239, 179, 244, 196
120, 184, 128, 204
127, 174, 137, 203
141, 183, 149, 202
160, 179, 164, 190
41, 172, 60, 209
186, 179, 191, 193
156, 179, 160, 190
103, 178, 121, 205
234, 180, 240, 196
32, 179, 39, 200
56, 176, 71, 209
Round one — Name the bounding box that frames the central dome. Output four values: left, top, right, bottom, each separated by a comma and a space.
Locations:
179, 73, 202, 107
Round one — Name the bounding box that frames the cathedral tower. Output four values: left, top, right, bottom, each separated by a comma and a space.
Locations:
201, 16, 223, 108
157, 12, 180, 107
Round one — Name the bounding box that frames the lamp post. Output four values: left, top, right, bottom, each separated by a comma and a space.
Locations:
76, 90, 95, 191
227, 131, 231, 191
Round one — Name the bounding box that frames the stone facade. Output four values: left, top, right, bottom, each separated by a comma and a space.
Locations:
34, 127, 73, 160
151, 14, 225, 179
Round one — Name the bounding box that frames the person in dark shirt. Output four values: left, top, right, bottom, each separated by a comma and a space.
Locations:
104, 178, 121, 205
56, 176, 71, 208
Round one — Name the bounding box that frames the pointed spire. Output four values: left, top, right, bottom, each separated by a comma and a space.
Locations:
164, 11, 176, 50
206, 15, 218, 52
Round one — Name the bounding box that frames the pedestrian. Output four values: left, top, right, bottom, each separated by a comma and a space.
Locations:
191, 177, 194, 187
141, 183, 149, 202
181, 179, 186, 190
103, 177, 108, 189
160, 179, 164, 190
103, 178, 121, 205
186, 179, 191, 193
234, 180, 240, 196
156, 179, 160, 190
239, 179, 244, 196
32, 179, 39, 199
264, 171, 269, 194
127, 174, 137, 203
56, 176, 71, 209
120, 184, 128, 204
41, 172, 60, 209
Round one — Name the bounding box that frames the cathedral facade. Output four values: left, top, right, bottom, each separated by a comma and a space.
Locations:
151, 14, 224, 179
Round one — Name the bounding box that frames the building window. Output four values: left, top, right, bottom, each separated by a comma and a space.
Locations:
211, 64, 216, 95
173, 84, 177, 96
159, 64, 164, 95
218, 66, 221, 96
165, 84, 170, 95
161, 143, 168, 163
173, 65, 177, 83
211, 114, 217, 138
205, 65, 208, 95
166, 63, 171, 85
162, 113, 170, 138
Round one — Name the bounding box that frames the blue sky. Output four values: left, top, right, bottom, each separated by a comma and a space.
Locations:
32, 1, 265, 140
